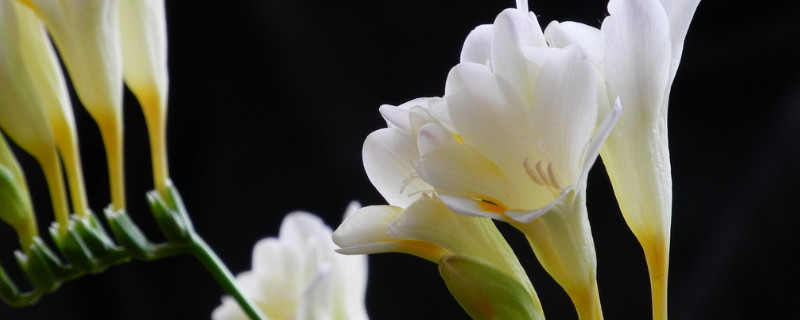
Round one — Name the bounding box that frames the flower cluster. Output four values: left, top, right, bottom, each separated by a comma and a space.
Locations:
0, 0, 169, 241
334, 0, 699, 319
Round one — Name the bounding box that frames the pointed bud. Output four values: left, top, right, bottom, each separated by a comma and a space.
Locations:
119, 0, 170, 196
0, 135, 37, 248
439, 255, 544, 320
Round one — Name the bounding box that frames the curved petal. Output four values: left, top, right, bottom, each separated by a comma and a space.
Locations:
658, 0, 701, 82
362, 128, 431, 207
602, 0, 671, 121
543, 21, 603, 64
333, 204, 449, 262
530, 45, 597, 184
460, 24, 493, 65
444, 62, 531, 171
491, 8, 546, 94
30, 0, 123, 122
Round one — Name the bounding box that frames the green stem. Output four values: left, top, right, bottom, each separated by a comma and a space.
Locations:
188, 233, 266, 320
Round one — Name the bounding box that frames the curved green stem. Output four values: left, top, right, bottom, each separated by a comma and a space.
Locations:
188, 233, 266, 320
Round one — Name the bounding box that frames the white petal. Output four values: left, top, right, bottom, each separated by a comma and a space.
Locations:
362, 128, 429, 207
119, 0, 169, 116
544, 21, 603, 64
211, 297, 249, 320
378, 103, 410, 130
602, 0, 671, 122
31, 0, 123, 123
578, 98, 621, 187
530, 45, 597, 184
505, 187, 571, 223
417, 122, 457, 156
491, 8, 546, 94
444, 63, 531, 171
658, 0, 701, 81
332, 205, 403, 250
0, 0, 56, 160
438, 194, 504, 220
460, 24, 493, 65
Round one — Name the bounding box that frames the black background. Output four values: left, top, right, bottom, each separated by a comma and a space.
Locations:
2, 0, 799, 319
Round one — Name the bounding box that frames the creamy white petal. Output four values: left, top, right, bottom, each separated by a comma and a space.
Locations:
416, 122, 458, 157
119, 0, 168, 113
332, 205, 403, 251
544, 21, 603, 64
31, 0, 123, 122
0, 1, 56, 160
491, 8, 546, 96
444, 62, 531, 171
530, 45, 597, 184
505, 187, 572, 223
579, 98, 622, 187
658, 0, 701, 82
603, 0, 671, 120
362, 128, 430, 208
460, 24, 493, 65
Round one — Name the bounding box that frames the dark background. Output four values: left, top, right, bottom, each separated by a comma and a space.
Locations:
2, 0, 799, 319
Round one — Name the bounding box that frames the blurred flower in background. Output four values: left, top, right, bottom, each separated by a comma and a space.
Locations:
213, 203, 369, 320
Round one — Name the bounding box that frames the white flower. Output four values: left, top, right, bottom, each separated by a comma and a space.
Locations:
335, 97, 542, 318
409, 6, 619, 319
543, 0, 699, 318
212, 204, 368, 320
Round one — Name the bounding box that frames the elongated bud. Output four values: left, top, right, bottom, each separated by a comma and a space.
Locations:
119, 0, 171, 197
439, 255, 544, 320
0, 0, 71, 233
0, 134, 37, 248
29, 0, 126, 210
13, 0, 89, 216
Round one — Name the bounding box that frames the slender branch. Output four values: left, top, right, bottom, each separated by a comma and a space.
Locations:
188, 233, 266, 320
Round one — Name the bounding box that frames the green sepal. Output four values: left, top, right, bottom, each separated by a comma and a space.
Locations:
48, 222, 95, 273
15, 238, 65, 293
72, 212, 117, 257
148, 183, 192, 242
439, 255, 544, 320
0, 261, 20, 305
105, 207, 152, 259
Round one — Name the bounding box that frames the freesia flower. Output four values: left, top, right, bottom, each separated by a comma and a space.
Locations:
0, 134, 37, 248
25, 0, 127, 210
119, 0, 171, 197
0, 0, 71, 232
412, 6, 619, 319
334, 97, 543, 318
544, 0, 699, 318
213, 204, 369, 320
11, 0, 89, 216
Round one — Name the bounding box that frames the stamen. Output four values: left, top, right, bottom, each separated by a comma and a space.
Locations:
547, 162, 561, 190
399, 173, 419, 195
523, 158, 546, 185
535, 160, 552, 186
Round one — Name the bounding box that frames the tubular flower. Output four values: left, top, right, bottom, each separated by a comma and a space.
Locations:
12, 0, 89, 216
213, 205, 369, 320
26, 0, 126, 210
334, 98, 543, 318
414, 7, 620, 320
119, 0, 171, 197
0, 134, 37, 248
544, 0, 699, 318
0, 0, 71, 232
